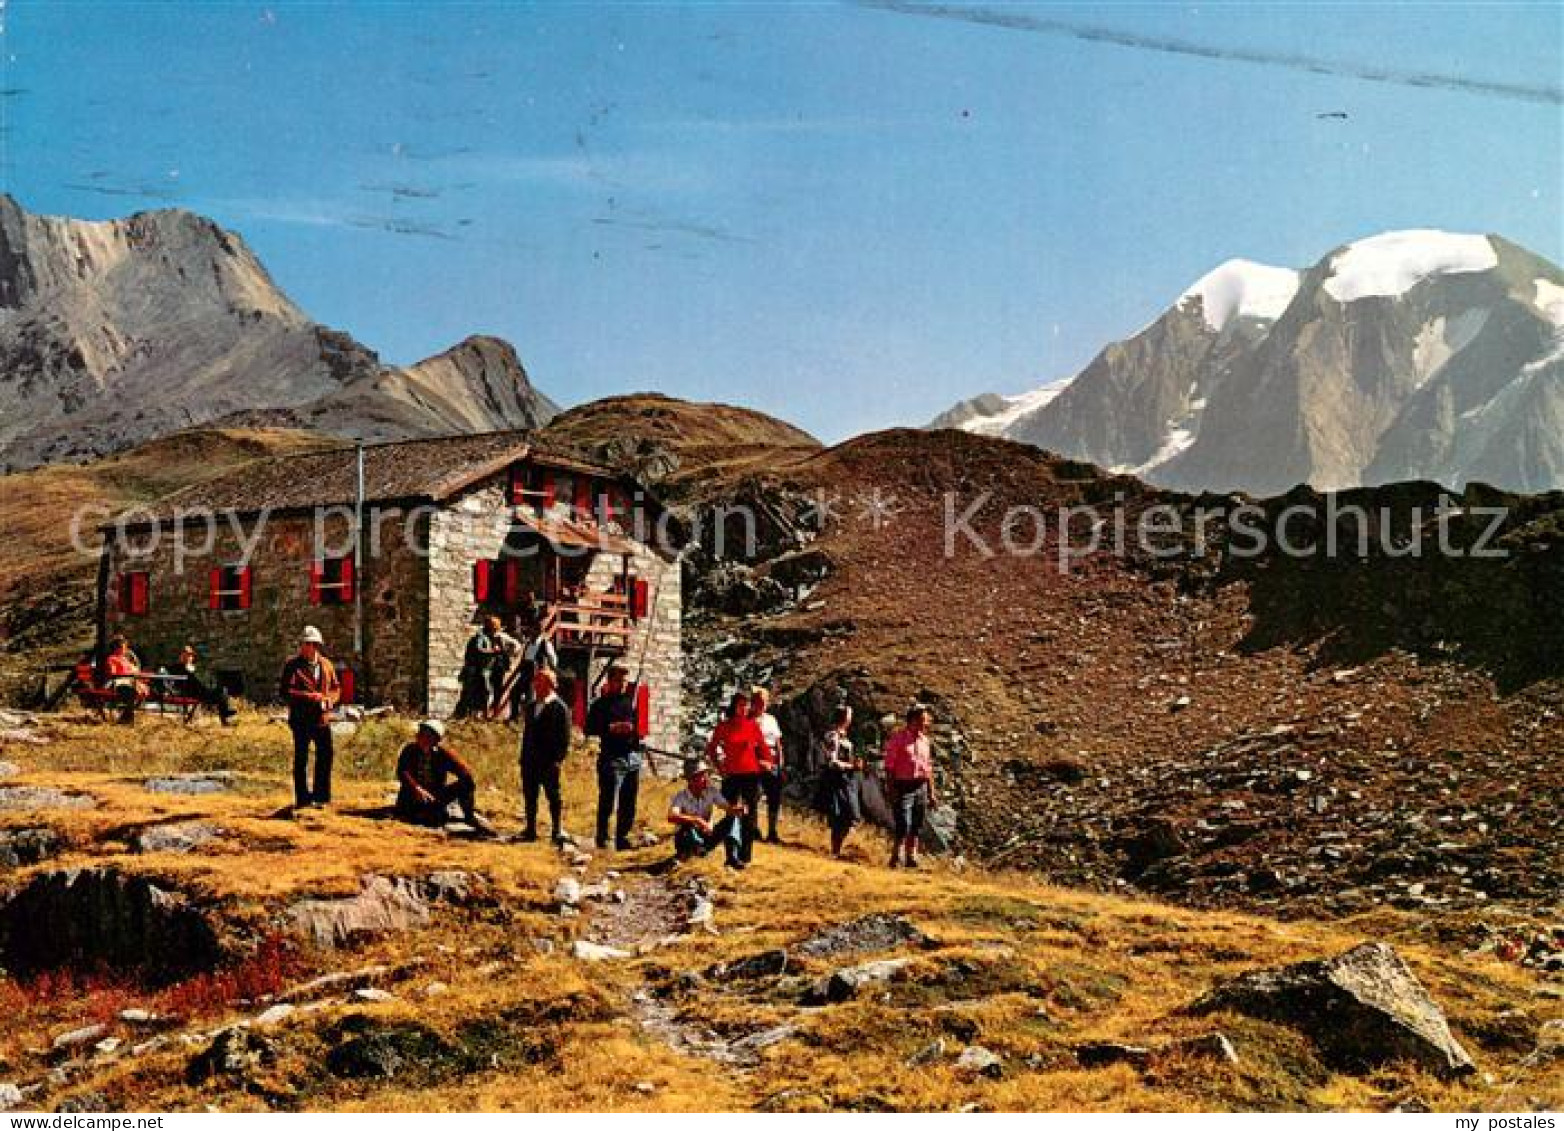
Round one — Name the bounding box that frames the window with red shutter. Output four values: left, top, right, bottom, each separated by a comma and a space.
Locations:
339, 667, 356, 705
209, 568, 223, 610
630, 577, 650, 620
120, 571, 150, 616
503, 559, 523, 604
212, 565, 251, 611
473, 559, 492, 603
634, 681, 651, 739
574, 476, 593, 518
311, 556, 355, 606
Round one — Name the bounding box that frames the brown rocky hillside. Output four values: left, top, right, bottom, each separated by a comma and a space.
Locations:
554, 406, 1564, 925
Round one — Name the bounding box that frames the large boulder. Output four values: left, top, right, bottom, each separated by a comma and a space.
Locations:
288, 876, 432, 949
1188, 942, 1475, 1078
0, 868, 224, 984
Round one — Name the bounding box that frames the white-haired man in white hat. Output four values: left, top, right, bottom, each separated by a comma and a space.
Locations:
394, 718, 493, 834
279, 625, 340, 810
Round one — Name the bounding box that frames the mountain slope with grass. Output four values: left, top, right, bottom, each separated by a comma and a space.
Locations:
0, 714, 1557, 1113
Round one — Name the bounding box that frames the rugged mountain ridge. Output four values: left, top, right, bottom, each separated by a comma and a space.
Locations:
940, 232, 1564, 494
0, 196, 556, 470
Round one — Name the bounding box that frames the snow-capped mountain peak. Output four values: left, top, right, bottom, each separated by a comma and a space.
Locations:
1323, 230, 1497, 303
1178, 259, 1301, 332
931, 230, 1564, 493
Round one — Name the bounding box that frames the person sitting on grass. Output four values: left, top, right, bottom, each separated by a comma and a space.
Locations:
667, 759, 745, 870
395, 719, 494, 835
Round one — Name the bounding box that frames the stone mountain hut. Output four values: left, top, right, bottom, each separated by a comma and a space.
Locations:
96, 431, 682, 750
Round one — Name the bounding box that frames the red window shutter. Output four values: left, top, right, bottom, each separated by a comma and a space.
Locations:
118, 573, 131, 611
569, 676, 587, 730
339, 667, 356, 705
238, 567, 253, 610
502, 560, 522, 604
473, 559, 491, 603
541, 472, 556, 510
308, 560, 323, 605
209, 568, 223, 610
130, 572, 148, 615
508, 465, 524, 506
634, 680, 651, 739
341, 556, 356, 602
574, 477, 592, 517
631, 577, 650, 620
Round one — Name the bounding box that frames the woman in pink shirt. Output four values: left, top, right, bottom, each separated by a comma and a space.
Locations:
881, 704, 938, 868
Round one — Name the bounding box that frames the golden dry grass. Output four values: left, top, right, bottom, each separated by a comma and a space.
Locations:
0, 710, 1559, 1113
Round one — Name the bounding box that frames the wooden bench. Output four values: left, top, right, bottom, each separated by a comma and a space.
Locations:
73, 679, 204, 724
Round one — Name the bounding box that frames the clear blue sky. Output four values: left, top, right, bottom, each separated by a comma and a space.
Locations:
4, 2, 1560, 442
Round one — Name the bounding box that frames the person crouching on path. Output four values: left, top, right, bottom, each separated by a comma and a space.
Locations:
519, 666, 571, 844
395, 719, 494, 834
815, 705, 862, 858
586, 662, 644, 850
668, 759, 745, 869
279, 626, 339, 810
882, 704, 938, 869
750, 686, 786, 844
705, 690, 774, 868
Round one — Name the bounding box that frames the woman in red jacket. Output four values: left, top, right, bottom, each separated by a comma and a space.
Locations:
704, 690, 774, 868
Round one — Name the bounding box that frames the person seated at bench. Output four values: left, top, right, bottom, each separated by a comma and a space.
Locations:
394, 720, 494, 834
104, 635, 145, 725
668, 759, 745, 870
173, 645, 237, 725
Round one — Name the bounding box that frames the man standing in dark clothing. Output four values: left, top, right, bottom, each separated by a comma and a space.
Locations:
279, 626, 339, 810
585, 662, 642, 850
395, 719, 492, 832
456, 617, 501, 718
519, 666, 571, 843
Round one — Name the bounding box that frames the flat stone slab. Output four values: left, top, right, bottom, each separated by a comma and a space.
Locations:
132, 821, 223, 855
0, 786, 96, 811
795, 913, 932, 960
288, 876, 432, 949
144, 773, 239, 795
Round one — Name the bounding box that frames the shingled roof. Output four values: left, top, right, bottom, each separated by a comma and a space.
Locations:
122, 430, 618, 524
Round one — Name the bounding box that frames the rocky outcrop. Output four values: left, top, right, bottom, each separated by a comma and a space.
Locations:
1188, 942, 1475, 1078
0, 868, 224, 984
